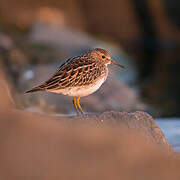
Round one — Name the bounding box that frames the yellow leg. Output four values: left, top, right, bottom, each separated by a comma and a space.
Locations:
73, 97, 79, 115
76, 96, 84, 115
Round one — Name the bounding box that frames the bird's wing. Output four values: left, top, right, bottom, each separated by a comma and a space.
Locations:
38, 56, 105, 91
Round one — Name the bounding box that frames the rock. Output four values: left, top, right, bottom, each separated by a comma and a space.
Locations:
0, 108, 177, 179
0, 74, 169, 150
0, 80, 176, 179
11, 108, 171, 151
52, 111, 172, 151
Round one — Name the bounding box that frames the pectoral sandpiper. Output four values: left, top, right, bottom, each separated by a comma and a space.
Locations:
26, 48, 125, 114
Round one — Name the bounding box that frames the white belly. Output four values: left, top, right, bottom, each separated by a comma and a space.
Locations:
49, 76, 107, 97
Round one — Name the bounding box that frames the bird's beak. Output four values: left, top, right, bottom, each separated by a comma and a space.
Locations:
110, 59, 125, 69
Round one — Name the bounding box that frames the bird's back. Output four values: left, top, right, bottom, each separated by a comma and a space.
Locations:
26, 54, 107, 94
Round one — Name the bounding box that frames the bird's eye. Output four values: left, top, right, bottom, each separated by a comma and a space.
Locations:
102, 55, 105, 59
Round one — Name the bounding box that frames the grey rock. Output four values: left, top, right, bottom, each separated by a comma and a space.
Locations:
52, 111, 172, 151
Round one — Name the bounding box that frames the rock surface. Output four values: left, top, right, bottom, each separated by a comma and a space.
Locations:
49, 111, 171, 151
0, 108, 177, 180
0, 76, 177, 179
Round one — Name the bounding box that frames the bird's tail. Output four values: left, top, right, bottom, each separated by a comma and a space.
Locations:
25, 86, 44, 93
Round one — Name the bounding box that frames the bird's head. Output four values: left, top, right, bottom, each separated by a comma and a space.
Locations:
87, 48, 125, 68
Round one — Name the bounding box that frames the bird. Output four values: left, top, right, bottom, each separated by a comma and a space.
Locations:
26, 48, 125, 115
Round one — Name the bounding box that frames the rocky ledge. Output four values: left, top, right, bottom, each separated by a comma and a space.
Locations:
13, 109, 172, 152
50, 111, 172, 151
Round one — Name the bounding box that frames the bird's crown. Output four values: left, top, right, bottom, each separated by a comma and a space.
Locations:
85, 48, 111, 64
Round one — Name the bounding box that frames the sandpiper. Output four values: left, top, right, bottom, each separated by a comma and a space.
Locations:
26, 48, 125, 114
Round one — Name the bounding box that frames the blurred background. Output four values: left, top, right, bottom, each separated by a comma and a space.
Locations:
0, 0, 180, 117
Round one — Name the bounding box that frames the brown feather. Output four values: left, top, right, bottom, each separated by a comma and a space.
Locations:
25, 48, 117, 93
